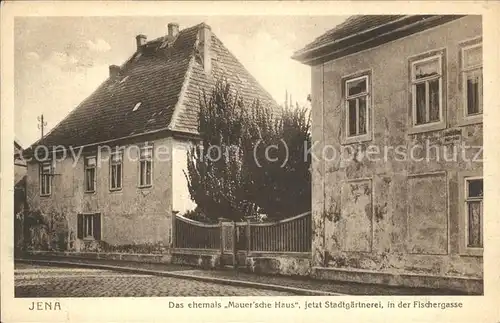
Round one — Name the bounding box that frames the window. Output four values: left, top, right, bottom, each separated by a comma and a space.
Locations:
110, 150, 123, 190
345, 75, 369, 137
77, 213, 101, 240
84, 156, 97, 192
39, 162, 52, 196
459, 171, 483, 256
139, 145, 152, 187
411, 55, 443, 125
461, 43, 483, 116
465, 177, 483, 248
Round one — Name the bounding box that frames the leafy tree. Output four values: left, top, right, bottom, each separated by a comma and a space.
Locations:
242, 102, 311, 220
184, 81, 256, 222
184, 80, 311, 222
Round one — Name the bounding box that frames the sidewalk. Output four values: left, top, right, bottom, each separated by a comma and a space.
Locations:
16, 255, 467, 296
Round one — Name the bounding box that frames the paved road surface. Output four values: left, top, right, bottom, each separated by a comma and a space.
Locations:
15, 263, 294, 297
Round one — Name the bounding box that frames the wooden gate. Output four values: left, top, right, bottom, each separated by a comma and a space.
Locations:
220, 220, 248, 268
173, 212, 312, 269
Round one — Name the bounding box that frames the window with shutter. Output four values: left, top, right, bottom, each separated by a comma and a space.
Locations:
76, 213, 101, 240
93, 213, 102, 240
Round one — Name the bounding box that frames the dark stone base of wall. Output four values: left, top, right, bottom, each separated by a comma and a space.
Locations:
23, 250, 481, 294
171, 250, 221, 269
26, 250, 172, 264
312, 266, 483, 295
170, 250, 313, 277
246, 255, 311, 276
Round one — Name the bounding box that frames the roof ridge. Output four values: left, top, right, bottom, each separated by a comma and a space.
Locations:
167, 47, 198, 131
212, 33, 277, 105
25, 21, 275, 150
27, 24, 203, 151
295, 15, 409, 57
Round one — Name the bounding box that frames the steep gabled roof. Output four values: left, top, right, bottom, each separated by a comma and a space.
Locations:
295, 15, 406, 55
14, 137, 23, 151
293, 15, 465, 65
29, 23, 276, 151
14, 139, 27, 167
176, 32, 277, 133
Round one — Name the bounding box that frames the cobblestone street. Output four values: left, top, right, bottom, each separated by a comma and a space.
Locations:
15, 263, 294, 297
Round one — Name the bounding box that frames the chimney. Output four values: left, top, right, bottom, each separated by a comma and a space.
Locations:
168, 23, 179, 37
198, 23, 212, 74
109, 65, 120, 79
135, 34, 147, 50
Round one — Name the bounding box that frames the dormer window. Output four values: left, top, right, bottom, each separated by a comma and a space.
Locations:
132, 102, 141, 112
119, 76, 130, 84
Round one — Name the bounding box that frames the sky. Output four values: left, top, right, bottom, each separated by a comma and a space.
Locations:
14, 16, 347, 147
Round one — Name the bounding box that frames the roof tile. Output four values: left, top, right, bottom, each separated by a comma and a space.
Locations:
31, 23, 276, 151
296, 15, 406, 55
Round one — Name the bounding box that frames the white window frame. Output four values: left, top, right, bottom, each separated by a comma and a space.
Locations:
345, 75, 370, 138
109, 149, 123, 191
410, 54, 443, 126
138, 144, 153, 188
461, 42, 483, 119
458, 171, 483, 257
39, 162, 52, 196
341, 70, 372, 145
84, 156, 97, 193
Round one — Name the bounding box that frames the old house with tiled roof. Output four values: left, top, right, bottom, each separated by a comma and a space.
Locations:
24, 23, 275, 250
15, 138, 28, 218
15, 138, 27, 187
293, 15, 483, 294
15, 139, 27, 253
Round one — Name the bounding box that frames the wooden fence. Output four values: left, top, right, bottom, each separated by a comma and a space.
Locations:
173, 211, 311, 254
249, 212, 311, 252
174, 215, 221, 250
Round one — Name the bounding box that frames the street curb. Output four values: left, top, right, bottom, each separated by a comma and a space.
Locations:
15, 258, 345, 296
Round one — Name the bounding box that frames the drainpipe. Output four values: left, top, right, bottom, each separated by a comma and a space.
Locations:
172, 210, 179, 250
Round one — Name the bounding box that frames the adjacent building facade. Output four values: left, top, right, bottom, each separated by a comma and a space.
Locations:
24, 22, 275, 251
15, 139, 27, 195
15, 139, 27, 252
293, 15, 483, 293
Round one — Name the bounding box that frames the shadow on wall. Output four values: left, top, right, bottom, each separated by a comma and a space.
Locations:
18, 209, 69, 254
16, 207, 168, 255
